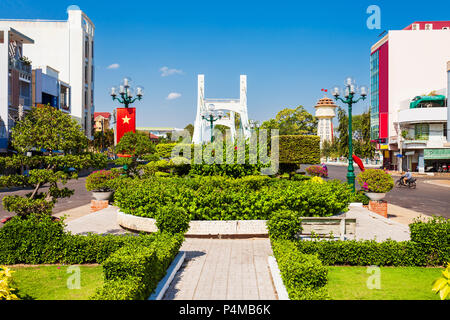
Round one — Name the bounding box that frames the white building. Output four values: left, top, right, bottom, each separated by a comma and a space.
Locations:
0, 5, 95, 137
370, 21, 450, 172
314, 96, 337, 146
0, 27, 34, 152
32, 66, 71, 114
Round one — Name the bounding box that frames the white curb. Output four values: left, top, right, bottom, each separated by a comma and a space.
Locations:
267, 256, 289, 300
148, 251, 186, 300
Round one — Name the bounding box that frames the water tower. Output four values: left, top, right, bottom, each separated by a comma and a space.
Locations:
314, 96, 337, 146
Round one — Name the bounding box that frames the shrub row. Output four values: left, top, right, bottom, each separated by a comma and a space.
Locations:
271, 239, 329, 300
292, 217, 449, 267
91, 232, 183, 300
0, 215, 159, 265
114, 176, 353, 220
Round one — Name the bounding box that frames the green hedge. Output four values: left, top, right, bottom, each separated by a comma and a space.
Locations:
190, 163, 262, 178
0, 214, 159, 265
114, 176, 352, 220
271, 239, 329, 300
0, 215, 184, 300
286, 217, 449, 267
278, 135, 320, 165
92, 233, 183, 300
156, 143, 194, 159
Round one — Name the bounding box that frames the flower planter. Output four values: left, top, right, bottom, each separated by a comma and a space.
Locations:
92, 191, 113, 201
365, 192, 386, 201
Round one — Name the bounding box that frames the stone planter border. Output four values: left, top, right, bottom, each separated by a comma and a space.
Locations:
117, 210, 269, 237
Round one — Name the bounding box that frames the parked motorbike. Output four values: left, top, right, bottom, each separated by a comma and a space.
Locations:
395, 177, 417, 189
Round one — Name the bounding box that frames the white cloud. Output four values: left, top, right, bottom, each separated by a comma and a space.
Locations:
160, 66, 183, 77
107, 63, 120, 70
166, 92, 182, 100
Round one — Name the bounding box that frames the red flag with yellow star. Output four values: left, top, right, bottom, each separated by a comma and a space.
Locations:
116, 107, 136, 144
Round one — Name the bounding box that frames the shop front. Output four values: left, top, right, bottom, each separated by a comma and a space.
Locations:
424, 148, 450, 172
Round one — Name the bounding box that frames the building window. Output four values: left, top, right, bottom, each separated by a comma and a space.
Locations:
91, 65, 94, 82
0, 31, 4, 43
84, 37, 89, 59
370, 50, 379, 140
424, 23, 433, 30
414, 124, 429, 140
85, 64, 88, 84
444, 123, 447, 138
412, 23, 420, 30
84, 90, 88, 109
91, 41, 94, 58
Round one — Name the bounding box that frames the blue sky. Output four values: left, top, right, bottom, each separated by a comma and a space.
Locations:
1, 0, 450, 128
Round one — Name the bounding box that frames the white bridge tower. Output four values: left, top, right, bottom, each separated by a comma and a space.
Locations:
192, 74, 250, 144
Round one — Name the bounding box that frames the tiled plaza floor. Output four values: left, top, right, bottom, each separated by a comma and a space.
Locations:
163, 238, 278, 300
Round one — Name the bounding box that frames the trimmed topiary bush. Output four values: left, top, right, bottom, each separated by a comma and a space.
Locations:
356, 168, 394, 193
271, 239, 329, 300
267, 210, 302, 240
156, 204, 190, 235
85, 170, 120, 192
278, 135, 320, 165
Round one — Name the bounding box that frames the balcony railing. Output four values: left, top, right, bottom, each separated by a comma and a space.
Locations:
398, 107, 447, 124
8, 57, 32, 74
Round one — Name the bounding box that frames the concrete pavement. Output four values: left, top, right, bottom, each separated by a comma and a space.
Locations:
162, 238, 278, 300
324, 164, 450, 219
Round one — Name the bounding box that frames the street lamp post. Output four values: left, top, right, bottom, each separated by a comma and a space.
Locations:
202, 104, 223, 143
332, 78, 367, 192
110, 77, 144, 108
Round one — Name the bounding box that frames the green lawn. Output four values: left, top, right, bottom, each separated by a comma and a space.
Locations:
10, 265, 104, 300
327, 266, 443, 300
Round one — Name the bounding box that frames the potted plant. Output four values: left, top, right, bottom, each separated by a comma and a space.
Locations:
356, 168, 394, 201
85, 170, 119, 200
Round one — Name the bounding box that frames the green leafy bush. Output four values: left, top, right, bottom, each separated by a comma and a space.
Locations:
410, 216, 449, 265
91, 232, 183, 300
114, 177, 352, 220
190, 163, 262, 178
85, 170, 120, 192
291, 174, 311, 181
0, 215, 184, 300
350, 190, 370, 205
291, 216, 449, 267
271, 239, 329, 300
267, 210, 302, 240
356, 169, 394, 193
156, 204, 190, 235
278, 135, 320, 165
155, 143, 194, 159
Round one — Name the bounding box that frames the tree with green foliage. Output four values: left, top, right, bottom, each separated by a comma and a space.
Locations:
89, 129, 114, 153
261, 106, 317, 135
184, 124, 194, 137
0, 105, 107, 218
115, 131, 156, 177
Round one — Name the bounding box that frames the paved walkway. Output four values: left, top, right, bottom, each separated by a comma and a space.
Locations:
65, 205, 129, 235
387, 204, 428, 226
345, 205, 410, 241
163, 238, 277, 300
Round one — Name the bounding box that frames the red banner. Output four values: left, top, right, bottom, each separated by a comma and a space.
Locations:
116, 107, 136, 144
